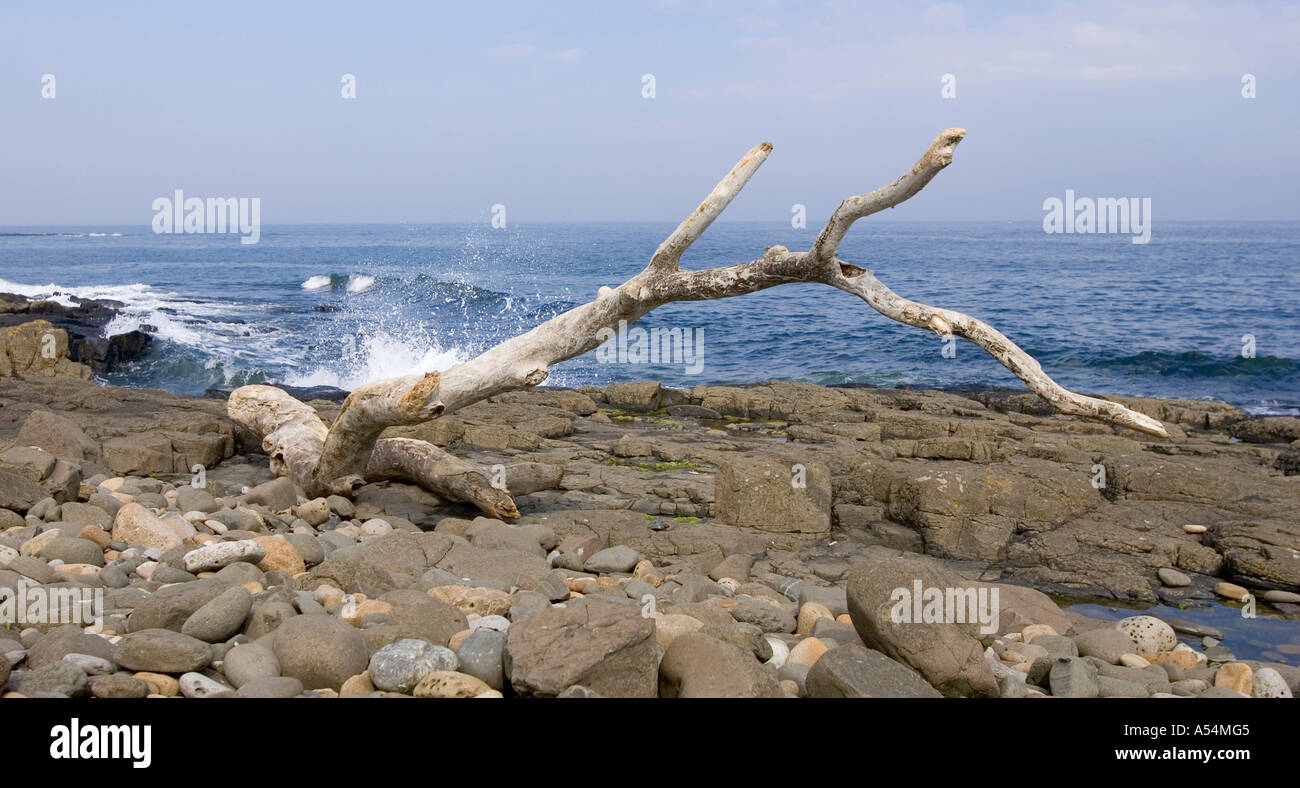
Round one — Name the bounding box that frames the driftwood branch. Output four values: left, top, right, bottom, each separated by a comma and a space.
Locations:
228, 127, 1169, 511
228, 384, 515, 517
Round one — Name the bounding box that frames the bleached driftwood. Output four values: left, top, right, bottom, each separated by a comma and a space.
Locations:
227, 382, 516, 518
228, 127, 1169, 514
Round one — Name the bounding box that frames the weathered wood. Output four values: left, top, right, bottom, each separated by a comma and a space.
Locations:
368, 437, 519, 520
228, 384, 515, 515
228, 127, 1169, 509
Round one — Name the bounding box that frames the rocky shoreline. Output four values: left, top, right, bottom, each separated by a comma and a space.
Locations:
2, 310, 1299, 698
0, 292, 152, 377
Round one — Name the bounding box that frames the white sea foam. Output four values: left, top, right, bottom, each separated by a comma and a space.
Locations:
0, 275, 501, 393
0, 277, 156, 307
0, 277, 250, 350
346, 274, 375, 293
1243, 402, 1300, 417
300, 275, 332, 290
283, 332, 465, 390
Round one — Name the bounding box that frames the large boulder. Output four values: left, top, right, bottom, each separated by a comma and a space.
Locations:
127, 578, 228, 632
604, 381, 663, 412
1, 320, 92, 379
299, 532, 434, 595
505, 602, 657, 697
112, 502, 184, 551
845, 554, 998, 697
806, 644, 944, 698
242, 477, 297, 512
435, 543, 551, 590
658, 632, 782, 698
0, 469, 46, 512
712, 455, 831, 534
272, 615, 369, 692
0, 446, 55, 483
363, 589, 467, 651
868, 458, 1100, 561
466, 517, 546, 557
26, 625, 115, 669
1209, 518, 1300, 590
113, 629, 213, 673
102, 433, 173, 475
16, 409, 101, 463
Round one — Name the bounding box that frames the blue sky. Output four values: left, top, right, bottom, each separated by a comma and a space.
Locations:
2, 0, 1297, 224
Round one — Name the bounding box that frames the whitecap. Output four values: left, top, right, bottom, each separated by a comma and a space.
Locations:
300, 275, 332, 290
346, 274, 375, 293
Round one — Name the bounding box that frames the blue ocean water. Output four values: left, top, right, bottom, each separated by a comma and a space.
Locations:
1, 221, 1297, 412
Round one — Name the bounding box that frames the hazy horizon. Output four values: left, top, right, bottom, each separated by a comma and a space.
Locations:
3, 1, 1298, 225
5, 218, 1300, 229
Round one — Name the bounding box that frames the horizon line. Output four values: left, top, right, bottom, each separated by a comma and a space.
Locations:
5, 218, 1300, 229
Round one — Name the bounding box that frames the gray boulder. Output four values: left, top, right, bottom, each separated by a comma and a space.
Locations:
806, 644, 943, 698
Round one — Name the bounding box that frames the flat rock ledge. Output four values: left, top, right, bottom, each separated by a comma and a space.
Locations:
1, 367, 1298, 698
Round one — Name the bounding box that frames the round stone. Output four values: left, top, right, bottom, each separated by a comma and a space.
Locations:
89, 673, 150, 698
133, 672, 179, 696
1214, 662, 1254, 695
1252, 667, 1292, 698
584, 545, 640, 574
295, 498, 330, 527
18, 661, 88, 697
1117, 616, 1177, 653
254, 536, 306, 574
235, 676, 304, 698
182, 539, 265, 573
653, 613, 704, 650
272, 615, 369, 692
179, 671, 233, 698
61, 653, 115, 676
368, 638, 459, 693
113, 629, 213, 674
1156, 568, 1191, 587
412, 670, 492, 698
795, 601, 833, 635
181, 585, 253, 643
1215, 582, 1251, 602
788, 636, 829, 668
455, 629, 506, 690
221, 641, 280, 688
763, 635, 790, 668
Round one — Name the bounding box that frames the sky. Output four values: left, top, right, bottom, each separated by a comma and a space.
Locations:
1, 0, 1297, 224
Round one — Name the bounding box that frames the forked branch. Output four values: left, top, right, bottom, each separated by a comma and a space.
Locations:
228, 127, 1169, 509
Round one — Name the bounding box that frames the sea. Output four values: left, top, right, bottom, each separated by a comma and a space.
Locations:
0, 221, 1297, 413
3, 220, 1300, 652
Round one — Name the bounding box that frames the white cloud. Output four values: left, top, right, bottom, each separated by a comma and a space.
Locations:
672, 0, 1300, 104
